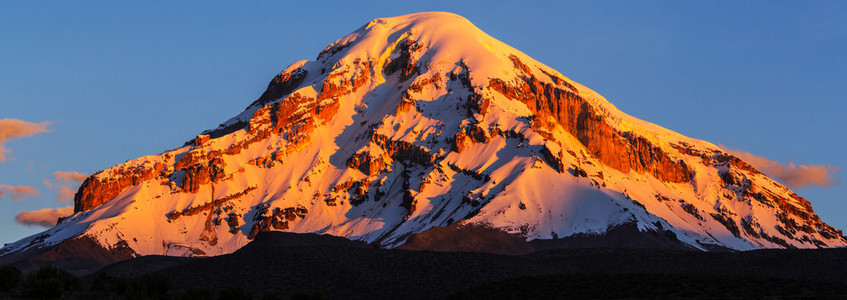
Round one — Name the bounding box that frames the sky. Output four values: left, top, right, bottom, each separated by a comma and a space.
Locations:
1, 1, 845, 246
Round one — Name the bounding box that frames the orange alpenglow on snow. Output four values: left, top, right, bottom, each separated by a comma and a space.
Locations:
1, 12, 844, 260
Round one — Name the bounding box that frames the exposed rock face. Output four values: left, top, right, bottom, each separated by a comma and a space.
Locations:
384, 38, 422, 82
5, 12, 843, 264
252, 67, 310, 110
167, 186, 257, 221
488, 57, 691, 183
248, 206, 309, 239
673, 142, 843, 244
199, 67, 310, 141
73, 162, 164, 212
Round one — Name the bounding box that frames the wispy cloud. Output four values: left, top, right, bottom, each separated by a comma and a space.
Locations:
720, 146, 841, 189
15, 206, 73, 228
0, 119, 51, 162
45, 171, 89, 202
54, 171, 88, 183
0, 185, 39, 201
56, 186, 78, 202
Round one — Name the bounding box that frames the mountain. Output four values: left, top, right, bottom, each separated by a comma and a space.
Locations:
2, 12, 844, 263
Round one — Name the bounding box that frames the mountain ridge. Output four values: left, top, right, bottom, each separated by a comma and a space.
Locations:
2, 12, 844, 262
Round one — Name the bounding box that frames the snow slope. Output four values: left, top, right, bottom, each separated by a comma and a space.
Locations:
3, 12, 844, 258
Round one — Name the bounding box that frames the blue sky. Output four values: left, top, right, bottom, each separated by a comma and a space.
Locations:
1, 1, 845, 245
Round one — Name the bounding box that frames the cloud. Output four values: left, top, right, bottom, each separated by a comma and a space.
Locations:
45, 171, 89, 202
0, 147, 9, 162
57, 186, 77, 202
54, 171, 88, 184
15, 206, 73, 228
0, 119, 51, 141
0, 185, 40, 201
720, 146, 841, 189
0, 119, 51, 162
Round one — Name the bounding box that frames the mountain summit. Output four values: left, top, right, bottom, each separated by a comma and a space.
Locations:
3, 12, 844, 261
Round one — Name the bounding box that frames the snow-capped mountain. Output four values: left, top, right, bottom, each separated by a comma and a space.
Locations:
4, 12, 844, 260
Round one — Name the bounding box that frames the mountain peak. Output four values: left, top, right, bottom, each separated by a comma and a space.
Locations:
366, 11, 474, 29
318, 11, 554, 90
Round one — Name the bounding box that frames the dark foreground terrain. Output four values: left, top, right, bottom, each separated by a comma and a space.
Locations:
2, 232, 847, 299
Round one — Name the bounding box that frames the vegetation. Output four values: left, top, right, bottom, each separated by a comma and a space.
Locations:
90, 271, 171, 298
2, 244, 846, 299
0, 265, 22, 292
0, 265, 289, 299
290, 291, 328, 300
450, 273, 847, 299
218, 286, 252, 300
22, 265, 81, 299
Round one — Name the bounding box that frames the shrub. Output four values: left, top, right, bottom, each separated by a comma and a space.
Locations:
218, 286, 253, 300
91, 272, 130, 296
0, 265, 22, 292
21, 266, 81, 299
259, 291, 283, 300
178, 287, 214, 300
135, 272, 172, 297
291, 290, 328, 300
